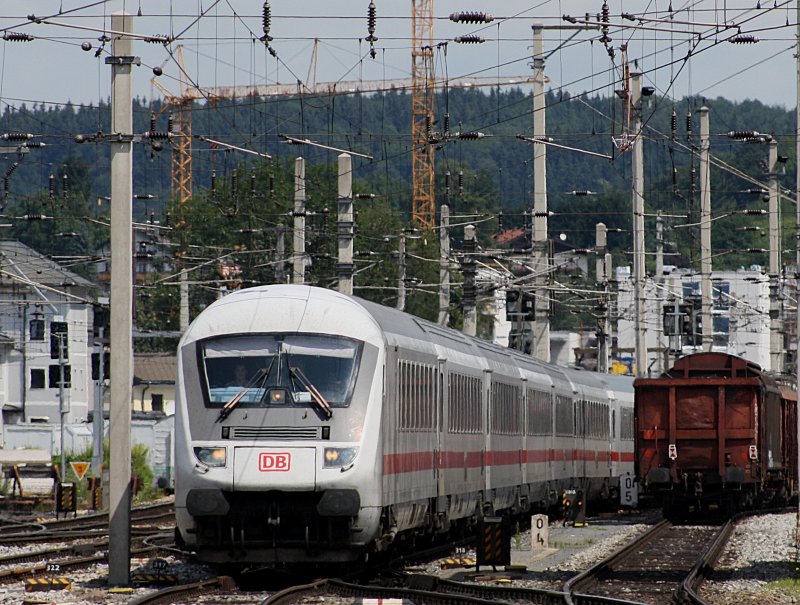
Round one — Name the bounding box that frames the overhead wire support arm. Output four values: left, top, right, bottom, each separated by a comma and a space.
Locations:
516, 135, 613, 160
197, 136, 272, 159
279, 135, 373, 159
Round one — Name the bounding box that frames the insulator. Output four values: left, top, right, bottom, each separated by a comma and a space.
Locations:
367, 1, 377, 35
24, 141, 44, 148
601, 2, 610, 22
3, 32, 33, 42
62, 173, 69, 200
165, 211, 172, 226
150, 112, 156, 133
167, 114, 174, 133
49, 174, 55, 200
622, 12, 636, 21
742, 209, 767, 215
445, 171, 451, 196
444, 113, 451, 135
729, 34, 758, 44
4, 162, 18, 179
261, 1, 273, 42
449, 11, 494, 24
269, 174, 275, 196
686, 111, 693, 137
251, 173, 256, 196
498, 210, 504, 229
571, 190, 594, 196
727, 130, 761, 139
211, 171, 217, 192
458, 170, 464, 194
454, 35, 485, 44
134, 193, 154, 200
145, 131, 170, 140
670, 111, 677, 140
457, 131, 485, 140
743, 188, 768, 195
23, 214, 44, 221
268, 46, 277, 58
562, 15, 578, 24
1, 132, 32, 141
231, 173, 238, 198
150, 212, 155, 224
425, 114, 432, 137
354, 193, 375, 199
2, 177, 7, 193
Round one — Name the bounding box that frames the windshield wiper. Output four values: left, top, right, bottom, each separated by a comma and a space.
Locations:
216, 357, 275, 422
289, 366, 333, 420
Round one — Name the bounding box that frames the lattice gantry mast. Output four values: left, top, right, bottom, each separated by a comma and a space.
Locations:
411, 0, 435, 229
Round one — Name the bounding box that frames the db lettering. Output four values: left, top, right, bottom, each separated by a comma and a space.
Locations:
259, 452, 291, 472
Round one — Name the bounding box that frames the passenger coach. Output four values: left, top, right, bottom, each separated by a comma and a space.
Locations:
174, 285, 634, 564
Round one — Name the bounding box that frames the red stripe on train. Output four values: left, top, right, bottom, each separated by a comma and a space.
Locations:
383, 449, 633, 474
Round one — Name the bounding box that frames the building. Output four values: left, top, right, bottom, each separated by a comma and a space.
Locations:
133, 352, 176, 415
0, 241, 97, 436
616, 267, 772, 374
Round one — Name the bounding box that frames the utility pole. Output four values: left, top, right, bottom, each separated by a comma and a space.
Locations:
655, 211, 666, 372
794, 0, 800, 545
292, 157, 306, 284
531, 23, 550, 361
595, 223, 610, 373
108, 10, 134, 587
337, 153, 354, 296
397, 233, 406, 311
462, 224, 477, 336
179, 269, 189, 331
438, 204, 450, 325
92, 327, 106, 478
275, 226, 286, 283
768, 139, 784, 372
58, 332, 67, 482
698, 106, 713, 352
631, 69, 647, 377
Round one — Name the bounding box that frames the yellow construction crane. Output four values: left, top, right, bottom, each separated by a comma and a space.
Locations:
152, 10, 522, 229
411, 0, 435, 230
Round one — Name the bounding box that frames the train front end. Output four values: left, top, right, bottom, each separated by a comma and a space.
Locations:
174, 285, 385, 564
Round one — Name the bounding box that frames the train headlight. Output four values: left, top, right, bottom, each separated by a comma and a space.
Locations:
323, 447, 358, 468
194, 447, 227, 467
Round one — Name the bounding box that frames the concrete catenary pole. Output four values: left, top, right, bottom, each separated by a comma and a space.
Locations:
179, 269, 189, 331
698, 106, 713, 352
595, 223, 610, 373
108, 10, 134, 586
631, 70, 647, 377
397, 233, 406, 311
292, 157, 306, 284
768, 139, 783, 372
795, 0, 800, 544
531, 23, 550, 361
438, 204, 450, 325
462, 224, 477, 336
275, 225, 286, 283
337, 153, 354, 295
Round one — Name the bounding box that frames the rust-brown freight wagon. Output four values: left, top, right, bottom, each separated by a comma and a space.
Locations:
634, 352, 797, 517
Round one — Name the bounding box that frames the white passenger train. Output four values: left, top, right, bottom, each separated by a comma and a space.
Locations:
174, 285, 634, 564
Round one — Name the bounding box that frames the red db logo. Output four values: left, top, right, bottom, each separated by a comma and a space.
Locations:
259, 452, 291, 472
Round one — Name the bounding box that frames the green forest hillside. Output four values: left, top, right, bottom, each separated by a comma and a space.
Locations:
0, 88, 795, 335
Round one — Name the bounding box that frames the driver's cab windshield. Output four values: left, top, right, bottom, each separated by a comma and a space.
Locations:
201, 334, 362, 409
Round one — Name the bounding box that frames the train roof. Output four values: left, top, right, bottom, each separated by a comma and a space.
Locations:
182, 285, 633, 396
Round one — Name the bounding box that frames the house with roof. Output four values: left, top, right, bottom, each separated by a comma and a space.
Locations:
0, 241, 97, 436
133, 352, 176, 415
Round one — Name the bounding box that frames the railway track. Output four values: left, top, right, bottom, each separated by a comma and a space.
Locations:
565, 518, 732, 605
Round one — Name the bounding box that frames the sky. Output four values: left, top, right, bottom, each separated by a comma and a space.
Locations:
0, 1, 798, 111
